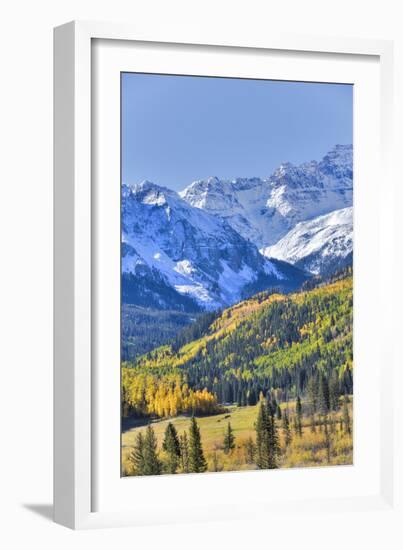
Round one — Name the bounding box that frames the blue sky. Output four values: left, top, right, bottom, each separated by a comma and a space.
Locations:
122, 73, 352, 191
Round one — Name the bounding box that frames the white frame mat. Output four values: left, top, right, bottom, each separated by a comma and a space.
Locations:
54, 21, 397, 530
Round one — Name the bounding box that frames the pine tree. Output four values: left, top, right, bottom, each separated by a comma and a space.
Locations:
256, 400, 269, 469
162, 422, 181, 474
248, 387, 257, 406
267, 404, 280, 468
282, 410, 292, 448
318, 373, 330, 414
255, 400, 279, 469
296, 395, 303, 436
329, 371, 340, 411
129, 431, 145, 475
143, 425, 162, 475
323, 415, 331, 464
276, 404, 282, 420
223, 422, 236, 454
342, 395, 351, 435
306, 376, 319, 414
237, 386, 243, 407
179, 431, 190, 473
188, 417, 207, 473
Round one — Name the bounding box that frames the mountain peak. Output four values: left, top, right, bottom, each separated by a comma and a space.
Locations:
271, 161, 300, 181
329, 143, 352, 153
183, 175, 222, 193
180, 145, 353, 248
204, 175, 221, 186
127, 180, 179, 207
131, 179, 170, 194
320, 144, 353, 177
122, 144, 353, 312
122, 175, 306, 310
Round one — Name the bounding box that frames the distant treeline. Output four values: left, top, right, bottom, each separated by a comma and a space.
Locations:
121, 304, 197, 361
122, 273, 352, 420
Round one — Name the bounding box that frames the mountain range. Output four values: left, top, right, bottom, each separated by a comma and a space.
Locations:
122, 144, 353, 312
262, 206, 353, 275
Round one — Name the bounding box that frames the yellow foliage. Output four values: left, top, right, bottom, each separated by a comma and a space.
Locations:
122, 368, 220, 419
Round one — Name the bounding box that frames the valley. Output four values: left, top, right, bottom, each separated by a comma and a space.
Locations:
122, 271, 353, 476
120, 144, 354, 476
122, 399, 353, 475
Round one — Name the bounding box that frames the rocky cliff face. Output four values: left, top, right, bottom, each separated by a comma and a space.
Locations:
122, 181, 305, 310
261, 207, 353, 275
180, 144, 352, 248
122, 145, 353, 311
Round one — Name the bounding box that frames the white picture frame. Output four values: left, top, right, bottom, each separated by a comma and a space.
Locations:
54, 20, 398, 530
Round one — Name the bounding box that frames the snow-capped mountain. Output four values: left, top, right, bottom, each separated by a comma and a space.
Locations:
180, 144, 352, 249
122, 181, 307, 311
261, 207, 353, 275
122, 145, 353, 311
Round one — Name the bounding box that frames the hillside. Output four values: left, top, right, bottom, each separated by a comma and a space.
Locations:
121, 305, 198, 361
122, 271, 353, 419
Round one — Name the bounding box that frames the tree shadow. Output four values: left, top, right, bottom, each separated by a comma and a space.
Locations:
23, 503, 53, 522
121, 416, 150, 433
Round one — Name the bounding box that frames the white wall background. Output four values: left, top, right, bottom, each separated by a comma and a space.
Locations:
0, 0, 402, 548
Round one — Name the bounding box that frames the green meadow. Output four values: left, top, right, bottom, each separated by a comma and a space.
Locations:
122, 399, 353, 475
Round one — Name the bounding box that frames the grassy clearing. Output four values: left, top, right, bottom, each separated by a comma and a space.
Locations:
122, 399, 353, 475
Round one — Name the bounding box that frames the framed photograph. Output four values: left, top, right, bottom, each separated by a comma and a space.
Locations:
54, 21, 397, 530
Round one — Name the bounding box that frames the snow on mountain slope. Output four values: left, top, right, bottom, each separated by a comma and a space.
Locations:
122, 145, 353, 309
180, 145, 352, 248
122, 181, 302, 310
261, 207, 353, 275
